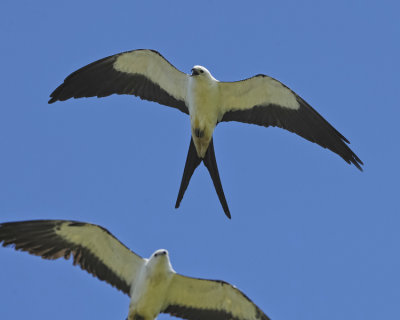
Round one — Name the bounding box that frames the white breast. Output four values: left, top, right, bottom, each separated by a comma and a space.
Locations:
128, 258, 174, 320
188, 76, 220, 124
187, 76, 221, 157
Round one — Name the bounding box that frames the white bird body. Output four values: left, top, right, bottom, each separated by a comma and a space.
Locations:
129, 250, 174, 320
187, 66, 220, 157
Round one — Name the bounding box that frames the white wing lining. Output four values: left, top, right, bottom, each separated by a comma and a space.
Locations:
219, 75, 300, 117
56, 221, 144, 291
0, 220, 145, 295
163, 274, 270, 320
114, 50, 189, 104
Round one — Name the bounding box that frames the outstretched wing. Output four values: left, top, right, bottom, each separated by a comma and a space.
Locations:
163, 274, 270, 320
0, 220, 144, 295
49, 49, 189, 114
219, 75, 363, 170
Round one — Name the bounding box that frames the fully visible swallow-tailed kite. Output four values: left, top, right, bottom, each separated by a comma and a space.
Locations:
0, 219, 271, 320
49, 49, 363, 218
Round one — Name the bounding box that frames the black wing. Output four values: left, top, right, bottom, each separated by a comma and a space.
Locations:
49, 49, 189, 114
0, 220, 144, 295
219, 75, 363, 170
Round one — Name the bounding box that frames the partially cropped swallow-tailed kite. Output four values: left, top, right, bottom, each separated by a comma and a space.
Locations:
0, 219, 271, 320
49, 49, 363, 218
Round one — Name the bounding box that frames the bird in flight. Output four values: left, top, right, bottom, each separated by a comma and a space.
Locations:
49, 49, 363, 218
0, 219, 271, 320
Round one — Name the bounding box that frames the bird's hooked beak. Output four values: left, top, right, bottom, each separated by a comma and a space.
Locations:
191, 68, 200, 76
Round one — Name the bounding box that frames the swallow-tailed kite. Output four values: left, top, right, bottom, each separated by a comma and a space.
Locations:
49, 49, 363, 218
0, 220, 271, 320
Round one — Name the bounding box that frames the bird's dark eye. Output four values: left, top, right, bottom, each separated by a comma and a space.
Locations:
200, 70, 204, 73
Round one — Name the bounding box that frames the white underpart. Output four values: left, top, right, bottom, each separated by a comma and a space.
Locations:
219, 75, 300, 115
128, 250, 174, 320
57, 222, 142, 288
187, 66, 220, 157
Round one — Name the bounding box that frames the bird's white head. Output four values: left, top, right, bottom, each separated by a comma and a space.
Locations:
191, 65, 217, 81
152, 249, 169, 259
147, 249, 173, 272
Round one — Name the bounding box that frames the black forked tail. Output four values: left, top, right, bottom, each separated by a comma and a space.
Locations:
175, 138, 231, 219
203, 139, 230, 218
175, 138, 202, 209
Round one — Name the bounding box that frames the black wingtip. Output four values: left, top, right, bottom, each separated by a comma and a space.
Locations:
175, 138, 202, 209
48, 92, 58, 104
353, 153, 364, 172
48, 83, 66, 104
203, 139, 231, 219
354, 161, 363, 172
353, 159, 364, 172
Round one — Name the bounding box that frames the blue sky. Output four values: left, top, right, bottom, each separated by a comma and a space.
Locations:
0, 1, 399, 319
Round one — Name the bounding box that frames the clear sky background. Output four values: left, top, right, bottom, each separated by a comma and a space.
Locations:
0, 1, 399, 319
